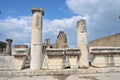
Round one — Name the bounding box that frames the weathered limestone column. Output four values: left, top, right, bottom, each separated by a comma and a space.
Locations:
45, 39, 50, 48
30, 8, 44, 70
77, 19, 89, 68
6, 39, 12, 56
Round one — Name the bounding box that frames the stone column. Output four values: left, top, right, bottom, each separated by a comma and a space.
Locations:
6, 39, 12, 56
30, 8, 44, 70
77, 19, 89, 68
45, 39, 50, 48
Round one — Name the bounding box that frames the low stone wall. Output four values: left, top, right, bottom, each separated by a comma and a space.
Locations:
0, 67, 120, 77
90, 47, 120, 67
0, 56, 27, 70
0, 56, 19, 70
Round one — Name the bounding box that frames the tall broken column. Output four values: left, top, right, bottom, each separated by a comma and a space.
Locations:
6, 39, 12, 56
30, 8, 44, 70
77, 19, 89, 68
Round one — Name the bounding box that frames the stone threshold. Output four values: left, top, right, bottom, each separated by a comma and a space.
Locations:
0, 67, 120, 77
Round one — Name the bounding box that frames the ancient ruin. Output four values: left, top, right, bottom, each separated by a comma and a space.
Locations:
25, 8, 120, 70
54, 31, 68, 48
12, 45, 30, 69
6, 39, 12, 56
77, 19, 89, 68
0, 41, 6, 55
0, 39, 12, 56
89, 33, 120, 67
30, 8, 44, 70
0, 8, 120, 79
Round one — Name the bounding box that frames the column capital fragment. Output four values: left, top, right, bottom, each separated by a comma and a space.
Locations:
31, 8, 44, 15
6, 39, 13, 43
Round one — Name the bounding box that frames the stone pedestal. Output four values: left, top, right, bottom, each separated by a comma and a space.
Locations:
12, 45, 30, 69
30, 8, 44, 70
6, 39, 12, 56
77, 19, 89, 68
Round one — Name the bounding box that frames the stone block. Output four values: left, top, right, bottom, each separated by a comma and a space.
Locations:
0, 56, 17, 70
69, 57, 79, 69
91, 54, 109, 67
0, 56, 26, 70
48, 57, 63, 69
113, 54, 120, 66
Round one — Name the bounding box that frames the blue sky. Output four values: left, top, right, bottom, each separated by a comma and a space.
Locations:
0, 0, 73, 19
0, 0, 120, 47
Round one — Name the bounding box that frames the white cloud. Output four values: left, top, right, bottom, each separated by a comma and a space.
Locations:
43, 15, 86, 47
0, 16, 32, 45
66, 0, 120, 41
43, 15, 85, 35
2, 0, 120, 47
0, 15, 85, 47
1, 0, 120, 48
3, 0, 120, 46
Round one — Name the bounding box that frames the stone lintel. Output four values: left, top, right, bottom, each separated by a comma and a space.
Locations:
90, 47, 120, 54
13, 45, 28, 48
90, 47, 120, 49
46, 48, 80, 56
31, 8, 44, 15
46, 48, 80, 51
90, 51, 120, 54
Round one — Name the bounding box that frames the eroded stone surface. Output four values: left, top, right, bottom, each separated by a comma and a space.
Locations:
1, 73, 120, 80
0, 56, 24, 70
77, 19, 89, 68
30, 8, 44, 70
54, 31, 68, 48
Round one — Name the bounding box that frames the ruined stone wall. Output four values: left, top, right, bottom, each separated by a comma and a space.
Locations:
0, 42, 6, 54
89, 33, 120, 67
54, 31, 68, 48
89, 33, 120, 47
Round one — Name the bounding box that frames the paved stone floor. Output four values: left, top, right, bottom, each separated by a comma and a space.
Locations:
0, 72, 120, 80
